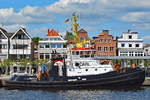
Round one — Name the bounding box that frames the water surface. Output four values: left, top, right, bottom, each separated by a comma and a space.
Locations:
0, 87, 149, 100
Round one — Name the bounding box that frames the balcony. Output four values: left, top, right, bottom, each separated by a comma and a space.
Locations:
10, 49, 31, 54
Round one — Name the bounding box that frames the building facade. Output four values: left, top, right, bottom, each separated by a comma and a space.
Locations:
93, 30, 117, 56
117, 30, 144, 56
38, 29, 68, 59
0, 27, 33, 60
0, 28, 9, 60
144, 44, 150, 56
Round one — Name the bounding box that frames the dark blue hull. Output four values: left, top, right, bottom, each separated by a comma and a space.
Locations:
5, 67, 145, 90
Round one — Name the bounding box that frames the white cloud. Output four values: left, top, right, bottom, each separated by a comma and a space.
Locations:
29, 26, 49, 37
143, 36, 150, 40
121, 12, 150, 22
1, 24, 26, 32
1, 0, 150, 29
132, 23, 150, 30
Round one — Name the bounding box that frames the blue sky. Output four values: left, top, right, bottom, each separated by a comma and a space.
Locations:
0, 0, 150, 44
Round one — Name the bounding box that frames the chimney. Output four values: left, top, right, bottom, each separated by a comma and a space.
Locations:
103, 30, 109, 35
48, 29, 50, 33
128, 29, 131, 33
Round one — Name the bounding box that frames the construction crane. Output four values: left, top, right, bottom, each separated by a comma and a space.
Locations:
71, 13, 86, 48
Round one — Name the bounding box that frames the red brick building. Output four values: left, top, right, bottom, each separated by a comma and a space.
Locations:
93, 30, 116, 56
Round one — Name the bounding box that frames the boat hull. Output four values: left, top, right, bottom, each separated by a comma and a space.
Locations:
5, 67, 145, 90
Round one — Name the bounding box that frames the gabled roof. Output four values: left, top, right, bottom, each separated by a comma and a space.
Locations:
46, 29, 59, 36
98, 32, 103, 36
10, 27, 31, 39
78, 29, 87, 33
0, 27, 9, 39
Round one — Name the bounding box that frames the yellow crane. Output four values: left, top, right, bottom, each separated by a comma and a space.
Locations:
71, 13, 86, 48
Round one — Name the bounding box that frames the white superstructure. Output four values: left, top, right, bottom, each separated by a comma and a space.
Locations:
66, 58, 113, 77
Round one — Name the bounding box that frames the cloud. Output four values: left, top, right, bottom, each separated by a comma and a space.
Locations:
1, 0, 150, 31
143, 36, 150, 43
132, 23, 150, 30
1, 24, 26, 32
29, 26, 49, 37
120, 12, 150, 23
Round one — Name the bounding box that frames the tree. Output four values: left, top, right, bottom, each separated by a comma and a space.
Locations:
64, 31, 74, 41
32, 37, 43, 45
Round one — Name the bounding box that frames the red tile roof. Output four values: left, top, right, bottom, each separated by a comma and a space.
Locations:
46, 29, 59, 36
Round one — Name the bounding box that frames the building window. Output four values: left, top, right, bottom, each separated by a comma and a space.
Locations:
136, 44, 139, 47
129, 51, 134, 56
104, 39, 106, 43
39, 44, 44, 48
98, 47, 101, 51
100, 39, 103, 43
110, 47, 114, 52
129, 44, 132, 47
57, 44, 62, 48
121, 43, 125, 47
45, 44, 50, 48
45, 54, 49, 59
0, 44, 7, 49
0, 33, 6, 39
128, 35, 132, 39
13, 45, 28, 49
108, 39, 111, 43
51, 44, 56, 48
40, 54, 44, 59
104, 47, 108, 52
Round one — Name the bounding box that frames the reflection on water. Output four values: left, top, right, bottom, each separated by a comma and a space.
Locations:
0, 87, 150, 100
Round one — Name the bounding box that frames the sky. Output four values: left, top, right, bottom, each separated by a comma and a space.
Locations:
0, 0, 150, 44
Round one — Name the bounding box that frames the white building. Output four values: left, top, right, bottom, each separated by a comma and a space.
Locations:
117, 30, 144, 56
0, 28, 10, 60
38, 29, 68, 59
9, 27, 33, 60
144, 44, 150, 56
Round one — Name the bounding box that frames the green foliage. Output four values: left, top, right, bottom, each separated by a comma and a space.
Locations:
0, 59, 14, 67
19, 59, 31, 67
32, 37, 43, 45
64, 31, 74, 41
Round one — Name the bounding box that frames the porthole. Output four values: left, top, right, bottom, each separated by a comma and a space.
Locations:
85, 69, 88, 71
95, 69, 97, 71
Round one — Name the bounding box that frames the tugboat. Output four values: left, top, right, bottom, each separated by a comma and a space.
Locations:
4, 13, 145, 90
4, 54, 145, 90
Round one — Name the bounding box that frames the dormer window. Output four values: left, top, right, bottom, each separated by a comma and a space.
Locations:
128, 35, 132, 39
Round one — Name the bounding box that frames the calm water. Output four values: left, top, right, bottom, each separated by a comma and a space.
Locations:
0, 87, 150, 100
